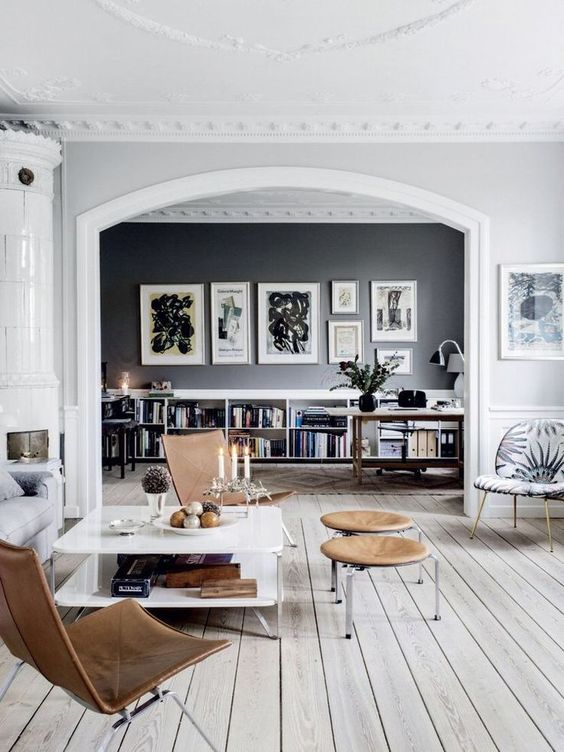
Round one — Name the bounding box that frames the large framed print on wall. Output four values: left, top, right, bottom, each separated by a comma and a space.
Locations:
210, 282, 251, 364
140, 284, 204, 365
328, 321, 363, 363
258, 282, 320, 364
371, 280, 417, 342
500, 264, 564, 359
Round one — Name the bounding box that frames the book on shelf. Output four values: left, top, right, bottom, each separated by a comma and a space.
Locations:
289, 429, 348, 459
167, 402, 225, 429
229, 404, 285, 429
288, 406, 348, 429
229, 430, 286, 458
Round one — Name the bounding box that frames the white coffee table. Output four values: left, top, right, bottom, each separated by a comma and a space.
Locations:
52, 505, 283, 638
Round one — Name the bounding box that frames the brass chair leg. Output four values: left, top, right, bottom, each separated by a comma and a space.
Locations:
513, 495, 517, 528
544, 497, 553, 553
470, 491, 488, 539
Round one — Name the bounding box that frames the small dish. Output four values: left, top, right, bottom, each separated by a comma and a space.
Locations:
153, 516, 239, 536
108, 519, 145, 536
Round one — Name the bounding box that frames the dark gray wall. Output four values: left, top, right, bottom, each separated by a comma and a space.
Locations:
100, 222, 464, 390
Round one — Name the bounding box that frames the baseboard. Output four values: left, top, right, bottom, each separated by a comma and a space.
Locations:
64, 505, 81, 519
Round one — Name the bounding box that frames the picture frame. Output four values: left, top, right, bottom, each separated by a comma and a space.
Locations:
331, 280, 359, 314
210, 282, 251, 364
377, 348, 413, 375
328, 320, 364, 363
257, 282, 320, 364
500, 263, 564, 359
140, 284, 204, 365
370, 280, 417, 342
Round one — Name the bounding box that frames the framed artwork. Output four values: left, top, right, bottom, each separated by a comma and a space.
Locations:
500, 264, 564, 359
331, 280, 359, 314
371, 280, 417, 342
140, 284, 204, 365
328, 321, 363, 363
377, 348, 413, 375
210, 282, 251, 364
257, 282, 320, 364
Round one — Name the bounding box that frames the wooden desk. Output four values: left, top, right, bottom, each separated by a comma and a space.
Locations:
326, 407, 464, 484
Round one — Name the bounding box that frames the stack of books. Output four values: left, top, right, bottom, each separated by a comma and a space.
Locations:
229, 431, 286, 458
136, 400, 165, 424
167, 402, 225, 428
288, 406, 347, 429
289, 430, 348, 458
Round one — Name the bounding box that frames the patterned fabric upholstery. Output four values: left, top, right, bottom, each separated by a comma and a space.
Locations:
474, 419, 564, 497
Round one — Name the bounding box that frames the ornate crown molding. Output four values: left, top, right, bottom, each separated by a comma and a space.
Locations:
3, 116, 564, 142
130, 206, 433, 223
93, 0, 475, 62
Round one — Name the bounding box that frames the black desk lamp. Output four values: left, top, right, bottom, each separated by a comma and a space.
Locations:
429, 340, 465, 400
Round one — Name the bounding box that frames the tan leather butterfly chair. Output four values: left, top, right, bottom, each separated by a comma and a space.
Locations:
162, 430, 296, 545
0, 539, 230, 752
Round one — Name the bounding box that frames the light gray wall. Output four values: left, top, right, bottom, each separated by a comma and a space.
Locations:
100, 222, 464, 390
60, 141, 564, 407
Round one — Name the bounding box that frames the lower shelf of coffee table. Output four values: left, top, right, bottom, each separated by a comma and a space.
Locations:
55, 553, 279, 609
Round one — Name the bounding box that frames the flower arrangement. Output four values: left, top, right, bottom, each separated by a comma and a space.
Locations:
141, 465, 171, 494
330, 354, 399, 395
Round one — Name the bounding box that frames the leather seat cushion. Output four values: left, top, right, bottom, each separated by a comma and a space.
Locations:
321, 535, 429, 567
0, 497, 54, 546
321, 510, 413, 533
474, 475, 564, 498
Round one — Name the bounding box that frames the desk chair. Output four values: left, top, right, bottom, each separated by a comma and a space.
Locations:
0, 540, 231, 752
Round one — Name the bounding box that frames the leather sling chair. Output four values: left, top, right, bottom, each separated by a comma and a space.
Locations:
0, 539, 231, 752
162, 430, 297, 546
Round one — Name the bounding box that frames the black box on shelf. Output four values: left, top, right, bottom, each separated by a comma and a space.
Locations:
111, 555, 162, 598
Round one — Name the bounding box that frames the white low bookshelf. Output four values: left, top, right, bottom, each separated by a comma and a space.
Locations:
107, 388, 458, 464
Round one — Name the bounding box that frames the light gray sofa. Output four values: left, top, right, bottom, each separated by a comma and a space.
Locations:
0, 471, 58, 562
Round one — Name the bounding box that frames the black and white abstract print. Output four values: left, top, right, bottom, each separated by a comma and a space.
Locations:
150, 293, 194, 355
140, 284, 204, 365
267, 291, 311, 355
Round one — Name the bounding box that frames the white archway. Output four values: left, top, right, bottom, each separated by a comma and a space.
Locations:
75, 166, 489, 516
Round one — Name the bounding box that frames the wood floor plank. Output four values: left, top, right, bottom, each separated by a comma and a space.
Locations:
280, 519, 336, 752
226, 609, 280, 752
351, 573, 444, 752
302, 518, 389, 752
417, 518, 564, 749
10, 686, 84, 752
396, 566, 553, 752
368, 567, 495, 752
483, 519, 564, 583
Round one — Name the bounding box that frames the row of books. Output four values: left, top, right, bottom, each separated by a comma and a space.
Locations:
168, 403, 225, 429
229, 431, 286, 458
136, 428, 165, 458
135, 400, 165, 424
230, 404, 285, 429
289, 430, 349, 458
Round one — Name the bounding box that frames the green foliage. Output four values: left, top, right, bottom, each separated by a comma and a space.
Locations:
330, 354, 399, 395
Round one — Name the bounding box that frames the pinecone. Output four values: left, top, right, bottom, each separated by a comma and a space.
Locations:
202, 501, 221, 516
141, 465, 171, 494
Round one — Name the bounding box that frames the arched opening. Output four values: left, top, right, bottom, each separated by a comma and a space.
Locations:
74, 167, 489, 516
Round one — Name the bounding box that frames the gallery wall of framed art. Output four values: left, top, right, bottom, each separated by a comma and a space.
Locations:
101, 222, 464, 388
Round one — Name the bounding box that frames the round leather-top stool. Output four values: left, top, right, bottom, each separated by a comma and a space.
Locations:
320, 510, 423, 604
320, 534, 441, 638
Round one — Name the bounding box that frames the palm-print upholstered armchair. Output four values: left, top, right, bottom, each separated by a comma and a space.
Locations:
470, 419, 564, 551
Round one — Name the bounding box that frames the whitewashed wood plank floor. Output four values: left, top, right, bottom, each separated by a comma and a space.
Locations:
2, 471, 564, 752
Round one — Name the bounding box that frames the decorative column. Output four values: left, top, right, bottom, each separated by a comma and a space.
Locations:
0, 130, 62, 460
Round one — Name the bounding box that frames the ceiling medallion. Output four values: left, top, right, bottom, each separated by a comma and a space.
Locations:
93, 0, 476, 61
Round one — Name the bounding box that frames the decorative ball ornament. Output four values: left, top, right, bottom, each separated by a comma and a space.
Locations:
183, 514, 201, 529
202, 501, 221, 516
185, 501, 204, 517
200, 511, 220, 528
18, 167, 35, 186
169, 510, 187, 528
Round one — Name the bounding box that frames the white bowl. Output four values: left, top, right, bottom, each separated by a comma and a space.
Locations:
153, 515, 239, 536
108, 519, 145, 536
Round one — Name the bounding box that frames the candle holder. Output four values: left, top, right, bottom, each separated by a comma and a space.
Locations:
204, 476, 272, 513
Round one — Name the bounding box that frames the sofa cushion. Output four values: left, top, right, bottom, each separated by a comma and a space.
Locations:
0, 496, 54, 546
0, 470, 25, 501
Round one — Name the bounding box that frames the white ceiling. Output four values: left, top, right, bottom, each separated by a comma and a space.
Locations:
131, 188, 432, 222
2, 0, 564, 140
